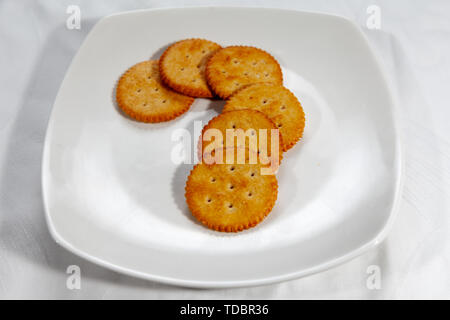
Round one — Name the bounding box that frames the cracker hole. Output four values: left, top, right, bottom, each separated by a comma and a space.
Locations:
154, 88, 159, 92
278, 123, 283, 128
249, 96, 253, 100
192, 79, 197, 82
180, 67, 185, 71
202, 50, 206, 54
262, 99, 268, 104
230, 166, 235, 172
248, 192, 253, 197
211, 177, 216, 182
235, 82, 240, 87
281, 105, 286, 110
137, 89, 141, 93
207, 198, 212, 203
229, 185, 234, 190
264, 73, 269, 77
233, 60, 238, 64
250, 172, 255, 177
162, 100, 166, 103
252, 61, 257, 66
228, 204, 233, 209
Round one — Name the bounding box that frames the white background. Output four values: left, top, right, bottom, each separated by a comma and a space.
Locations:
0, 0, 449, 299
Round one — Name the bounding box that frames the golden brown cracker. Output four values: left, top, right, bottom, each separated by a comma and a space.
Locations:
116, 60, 194, 123
159, 39, 222, 98
205, 46, 283, 99
223, 83, 305, 151
199, 110, 283, 169
185, 159, 278, 232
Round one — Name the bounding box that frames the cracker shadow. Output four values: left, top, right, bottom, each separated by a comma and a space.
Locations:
171, 163, 203, 226
205, 98, 225, 114
150, 42, 174, 60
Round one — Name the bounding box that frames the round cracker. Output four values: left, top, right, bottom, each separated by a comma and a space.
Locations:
205, 46, 283, 99
185, 160, 278, 232
116, 60, 194, 123
159, 39, 222, 98
199, 110, 283, 168
223, 83, 305, 151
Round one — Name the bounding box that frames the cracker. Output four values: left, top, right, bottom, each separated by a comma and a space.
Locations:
185, 157, 278, 232
223, 83, 305, 151
199, 110, 283, 170
159, 39, 222, 98
116, 60, 194, 123
205, 46, 283, 99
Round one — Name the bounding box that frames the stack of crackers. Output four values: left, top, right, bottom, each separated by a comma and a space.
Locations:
116, 39, 305, 233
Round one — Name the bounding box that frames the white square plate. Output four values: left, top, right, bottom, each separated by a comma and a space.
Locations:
43, 7, 402, 288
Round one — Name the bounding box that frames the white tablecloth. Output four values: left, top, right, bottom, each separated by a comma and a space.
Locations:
1, 0, 449, 299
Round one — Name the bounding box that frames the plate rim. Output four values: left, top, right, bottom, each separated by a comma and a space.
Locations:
41, 6, 404, 288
